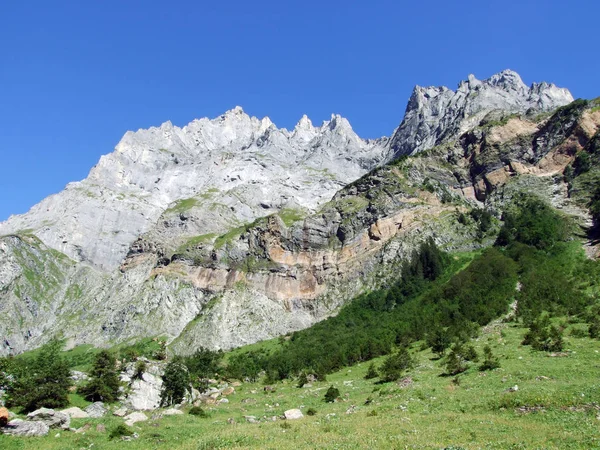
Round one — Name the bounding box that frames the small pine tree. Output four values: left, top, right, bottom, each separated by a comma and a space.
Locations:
324, 385, 340, 403
379, 347, 414, 382
80, 350, 121, 403
296, 372, 308, 388
479, 345, 500, 371
364, 363, 378, 380
7, 339, 72, 412
427, 327, 451, 358
445, 344, 468, 375
160, 357, 190, 406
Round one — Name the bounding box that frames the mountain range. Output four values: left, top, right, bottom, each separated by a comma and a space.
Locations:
2, 69, 595, 357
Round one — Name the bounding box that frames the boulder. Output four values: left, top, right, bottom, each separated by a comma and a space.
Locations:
124, 372, 163, 410
85, 402, 107, 418
113, 407, 128, 417
0, 406, 9, 426
244, 415, 259, 424
221, 387, 235, 396
75, 423, 91, 434
2, 419, 49, 437
124, 411, 148, 426
284, 409, 304, 420
218, 398, 229, 404
27, 408, 70, 429
96, 424, 106, 433
61, 407, 89, 419
162, 408, 183, 416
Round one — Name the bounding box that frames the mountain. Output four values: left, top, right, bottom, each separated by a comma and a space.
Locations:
389, 69, 573, 156
1, 70, 590, 356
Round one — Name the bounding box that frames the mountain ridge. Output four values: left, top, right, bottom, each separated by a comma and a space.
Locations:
1, 70, 589, 357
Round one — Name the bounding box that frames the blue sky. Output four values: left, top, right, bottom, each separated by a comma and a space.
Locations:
1, 0, 598, 221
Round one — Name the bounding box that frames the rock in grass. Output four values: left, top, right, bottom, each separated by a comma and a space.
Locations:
3, 419, 49, 437
284, 409, 304, 420
27, 408, 70, 429
85, 402, 107, 418
113, 407, 128, 417
124, 411, 148, 426
61, 407, 89, 419
162, 408, 184, 416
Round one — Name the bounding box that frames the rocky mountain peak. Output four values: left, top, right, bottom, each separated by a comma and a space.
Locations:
390, 70, 574, 156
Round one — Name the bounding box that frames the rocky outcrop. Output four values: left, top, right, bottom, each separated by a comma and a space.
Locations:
120, 361, 164, 411
389, 70, 573, 157
0, 108, 390, 272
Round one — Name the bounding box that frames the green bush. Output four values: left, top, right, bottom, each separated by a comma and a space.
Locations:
364, 363, 378, 380
306, 408, 317, 416
109, 424, 133, 440
378, 347, 414, 382
479, 345, 500, 371
324, 385, 340, 403
189, 406, 209, 417
522, 315, 564, 352
496, 195, 568, 250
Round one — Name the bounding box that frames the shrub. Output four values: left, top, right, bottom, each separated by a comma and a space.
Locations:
379, 347, 414, 382
445, 344, 468, 375
79, 350, 121, 403
364, 363, 378, 380
589, 319, 600, 339
109, 424, 133, 440
134, 360, 147, 379
306, 408, 317, 416
189, 406, 209, 417
479, 345, 500, 371
522, 315, 564, 352
324, 385, 340, 403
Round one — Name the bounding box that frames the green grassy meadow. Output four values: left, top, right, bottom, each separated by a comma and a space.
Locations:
2, 320, 599, 449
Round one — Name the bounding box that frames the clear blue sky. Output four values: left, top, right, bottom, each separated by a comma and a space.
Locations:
1, 0, 598, 221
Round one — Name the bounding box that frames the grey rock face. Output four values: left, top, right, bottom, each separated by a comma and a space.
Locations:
26, 407, 70, 429
122, 369, 163, 411
389, 70, 573, 156
0, 108, 390, 272
2, 419, 49, 437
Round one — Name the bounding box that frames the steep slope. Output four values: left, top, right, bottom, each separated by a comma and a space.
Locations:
0, 71, 585, 356
0, 108, 390, 271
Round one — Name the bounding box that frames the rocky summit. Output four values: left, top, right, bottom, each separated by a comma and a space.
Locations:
1, 70, 590, 356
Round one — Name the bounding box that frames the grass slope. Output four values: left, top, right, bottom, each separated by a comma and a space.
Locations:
2, 321, 599, 449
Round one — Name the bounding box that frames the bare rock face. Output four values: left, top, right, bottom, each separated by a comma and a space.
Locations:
389, 70, 573, 156
0, 108, 390, 272
121, 362, 164, 411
